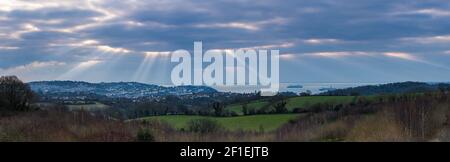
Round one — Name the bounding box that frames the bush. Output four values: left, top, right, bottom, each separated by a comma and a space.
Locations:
187, 118, 223, 134
248, 108, 257, 115
136, 129, 155, 142
273, 100, 288, 113
242, 104, 248, 115
229, 111, 239, 117
292, 108, 308, 113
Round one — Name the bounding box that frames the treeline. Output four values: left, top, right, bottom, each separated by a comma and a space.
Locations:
106, 93, 265, 119
320, 81, 450, 96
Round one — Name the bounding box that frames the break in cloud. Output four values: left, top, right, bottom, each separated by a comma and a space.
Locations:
0, 0, 450, 83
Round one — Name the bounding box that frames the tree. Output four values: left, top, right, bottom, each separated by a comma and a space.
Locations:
242, 103, 248, 115
273, 100, 288, 113
0, 76, 35, 112
213, 102, 224, 117
299, 90, 312, 96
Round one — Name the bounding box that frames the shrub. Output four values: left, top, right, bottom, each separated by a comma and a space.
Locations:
136, 128, 155, 142
273, 100, 288, 113
187, 118, 223, 134
292, 107, 308, 113
242, 104, 248, 115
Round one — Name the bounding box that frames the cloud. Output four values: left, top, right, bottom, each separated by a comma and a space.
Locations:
302, 38, 341, 45
78, 39, 100, 46
143, 51, 171, 57
414, 9, 450, 17
394, 8, 450, 18
383, 52, 420, 62
279, 53, 296, 60
49, 39, 132, 54
0, 46, 19, 50
195, 22, 259, 31
282, 51, 426, 63
401, 35, 450, 44
97, 45, 132, 54
2, 0, 450, 83
6, 7, 101, 20
0, 61, 66, 73
242, 42, 295, 50
0, 1, 61, 12
297, 51, 421, 62
10, 23, 40, 39
303, 51, 373, 58
211, 42, 295, 52
193, 17, 288, 31
0, 16, 9, 21
76, 60, 102, 68
49, 39, 100, 47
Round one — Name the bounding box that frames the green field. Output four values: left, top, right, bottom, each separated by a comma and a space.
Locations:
141, 114, 299, 132
66, 102, 110, 111
227, 96, 357, 114
285, 96, 356, 110
227, 100, 269, 115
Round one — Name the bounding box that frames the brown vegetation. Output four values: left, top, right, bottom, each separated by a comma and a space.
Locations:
276, 92, 450, 142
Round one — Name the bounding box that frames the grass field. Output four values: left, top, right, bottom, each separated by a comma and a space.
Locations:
227, 100, 269, 115
66, 102, 110, 111
285, 96, 356, 110
141, 114, 299, 132
226, 96, 357, 114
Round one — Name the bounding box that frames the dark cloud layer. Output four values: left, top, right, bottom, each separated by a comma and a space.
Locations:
0, 0, 450, 83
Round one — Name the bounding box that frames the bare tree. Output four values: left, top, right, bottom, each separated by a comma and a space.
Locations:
0, 76, 35, 111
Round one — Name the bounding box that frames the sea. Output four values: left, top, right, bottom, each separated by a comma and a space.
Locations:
212, 82, 384, 94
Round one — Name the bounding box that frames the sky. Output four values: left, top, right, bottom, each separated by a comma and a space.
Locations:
0, 0, 450, 84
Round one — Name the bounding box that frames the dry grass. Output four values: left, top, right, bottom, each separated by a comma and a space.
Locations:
0, 109, 276, 142
275, 112, 352, 142
274, 94, 450, 142
346, 111, 406, 142
0, 109, 135, 142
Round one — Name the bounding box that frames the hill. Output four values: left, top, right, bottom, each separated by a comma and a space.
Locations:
227, 96, 356, 115
319, 82, 450, 96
